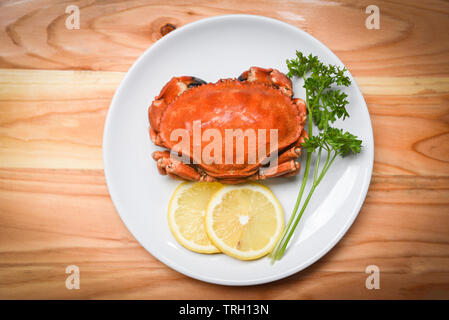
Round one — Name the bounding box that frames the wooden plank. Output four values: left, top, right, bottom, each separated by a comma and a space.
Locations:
0, 0, 448, 76
0, 169, 447, 299
1, 0, 448, 300
1, 69, 448, 175
0, 69, 122, 169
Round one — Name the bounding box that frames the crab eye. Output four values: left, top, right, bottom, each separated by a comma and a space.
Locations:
188, 77, 207, 88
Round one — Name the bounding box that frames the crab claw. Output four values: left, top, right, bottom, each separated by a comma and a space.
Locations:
238, 67, 293, 97
148, 76, 207, 132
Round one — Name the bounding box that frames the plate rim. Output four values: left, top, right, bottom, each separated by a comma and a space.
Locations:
103, 14, 374, 286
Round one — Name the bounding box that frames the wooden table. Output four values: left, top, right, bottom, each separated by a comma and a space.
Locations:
0, 0, 448, 299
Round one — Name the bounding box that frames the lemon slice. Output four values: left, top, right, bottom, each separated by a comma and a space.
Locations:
205, 183, 284, 260
168, 181, 222, 253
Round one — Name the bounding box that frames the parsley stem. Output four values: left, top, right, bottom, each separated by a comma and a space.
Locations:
271, 51, 361, 261
273, 151, 336, 260
312, 147, 322, 184
271, 88, 319, 261
274, 177, 318, 259
272, 82, 324, 261
312, 85, 325, 109
270, 151, 311, 261
271, 82, 317, 260
316, 153, 337, 186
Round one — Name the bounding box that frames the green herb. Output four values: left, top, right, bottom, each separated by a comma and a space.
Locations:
270, 52, 363, 261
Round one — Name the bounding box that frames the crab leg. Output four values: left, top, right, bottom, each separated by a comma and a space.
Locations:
165, 161, 203, 181
256, 129, 307, 180
256, 160, 300, 180
153, 149, 302, 182
277, 145, 302, 163
148, 68, 308, 184
152, 150, 204, 181
152, 151, 171, 175
284, 162, 302, 177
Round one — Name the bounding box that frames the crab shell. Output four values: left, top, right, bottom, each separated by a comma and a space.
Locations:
148, 67, 307, 183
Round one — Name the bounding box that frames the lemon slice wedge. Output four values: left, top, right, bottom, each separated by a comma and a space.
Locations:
205, 183, 284, 260
168, 182, 222, 254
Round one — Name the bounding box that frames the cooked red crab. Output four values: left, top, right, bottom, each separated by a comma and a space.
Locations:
148, 67, 307, 184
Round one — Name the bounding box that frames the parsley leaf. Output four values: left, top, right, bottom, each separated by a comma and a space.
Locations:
271, 51, 363, 261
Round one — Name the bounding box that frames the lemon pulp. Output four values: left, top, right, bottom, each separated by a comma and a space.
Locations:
205, 183, 284, 260
168, 182, 222, 253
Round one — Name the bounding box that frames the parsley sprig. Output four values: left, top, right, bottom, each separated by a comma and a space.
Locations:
270, 52, 362, 261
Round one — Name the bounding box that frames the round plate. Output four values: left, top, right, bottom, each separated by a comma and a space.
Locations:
103, 15, 374, 286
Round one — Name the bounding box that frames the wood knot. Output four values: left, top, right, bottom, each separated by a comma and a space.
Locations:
160, 23, 176, 37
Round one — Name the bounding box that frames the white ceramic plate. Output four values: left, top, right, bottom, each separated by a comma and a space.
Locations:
103, 15, 373, 286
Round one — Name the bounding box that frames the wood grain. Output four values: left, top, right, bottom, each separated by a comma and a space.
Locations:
0, 0, 448, 299
1, 69, 448, 174
0, 169, 448, 299
0, 69, 122, 169
0, 0, 448, 76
